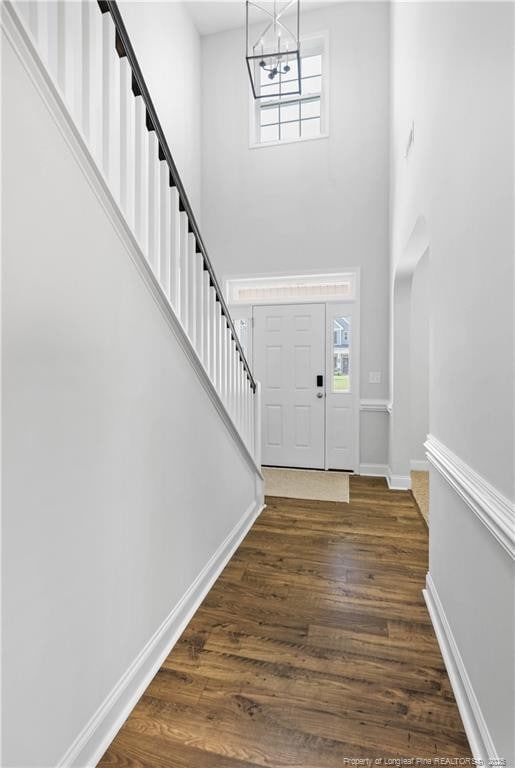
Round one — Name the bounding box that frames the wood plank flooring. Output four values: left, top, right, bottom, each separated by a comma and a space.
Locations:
99, 476, 471, 767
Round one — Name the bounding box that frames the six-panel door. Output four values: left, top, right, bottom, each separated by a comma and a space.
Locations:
253, 303, 326, 468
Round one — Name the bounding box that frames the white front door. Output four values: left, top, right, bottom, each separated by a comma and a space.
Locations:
253, 303, 326, 469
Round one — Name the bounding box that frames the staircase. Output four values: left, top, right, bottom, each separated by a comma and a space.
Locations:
1, 3, 263, 766
7, 0, 260, 463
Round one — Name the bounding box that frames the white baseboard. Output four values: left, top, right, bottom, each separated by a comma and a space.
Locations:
410, 459, 430, 472
423, 573, 498, 762
57, 498, 265, 768
359, 463, 388, 477
387, 471, 411, 490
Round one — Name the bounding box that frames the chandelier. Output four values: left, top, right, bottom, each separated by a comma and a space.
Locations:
245, 1, 301, 100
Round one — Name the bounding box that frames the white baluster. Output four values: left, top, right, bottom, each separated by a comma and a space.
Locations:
235, 357, 240, 431
226, 331, 232, 417
159, 163, 172, 301
254, 381, 262, 466
56, 1, 66, 93
218, 309, 225, 397
188, 233, 197, 346
147, 131, 160, 276
169, 187, 181, 313
44, 2, 59, 84
209, 288, 217, 383
243, 369, 249, 443
248, 380, 253, 450
220, 317, 227, 405
195, 252, 204, 358
62, 1, 83, 125
101, 11, 120, 199
243, 376, 249, 447
213, 302, 220, 393
134, 96, 149, 251
81, 1, 93, 142
238, 358, 245, 437
249, 381, 254, 449
179, 212, 189, 332
34, 2, 50, 65
237, 350, 241, 426
203, 271, 211, 373
99, 10, 111, 177
236, 347, 241, 427
120, 57, 136, 230
82, 0, 103, 163
231, 339, 237, 423
249, 384, 254, 456
218, 305, 225, 395
243, 368, 248, 441
228, 336, 233, 417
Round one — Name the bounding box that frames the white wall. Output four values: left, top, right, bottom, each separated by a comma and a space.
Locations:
119, 1, 202, 218
390, 2, 514, 759
201, 2, 391, 467
410, 250, 429, 464
1, 32, 258, 767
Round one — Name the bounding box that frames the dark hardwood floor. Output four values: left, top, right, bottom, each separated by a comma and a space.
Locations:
99, 476, 471, 767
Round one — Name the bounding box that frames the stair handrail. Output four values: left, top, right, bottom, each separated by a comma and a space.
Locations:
99, 0, 256, 392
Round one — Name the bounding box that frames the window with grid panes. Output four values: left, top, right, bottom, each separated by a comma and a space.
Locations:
257, 44, 324, 145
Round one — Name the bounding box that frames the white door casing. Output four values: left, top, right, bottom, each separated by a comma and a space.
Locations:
253, 303, 326, 469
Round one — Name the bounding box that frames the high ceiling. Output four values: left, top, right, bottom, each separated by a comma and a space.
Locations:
186, 1, 345, 37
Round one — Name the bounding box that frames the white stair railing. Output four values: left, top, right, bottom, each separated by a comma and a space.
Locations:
9, 0, 260, 463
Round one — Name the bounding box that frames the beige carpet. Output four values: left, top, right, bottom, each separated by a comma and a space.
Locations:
411, 470, 429, 525
263, 467, 350, 503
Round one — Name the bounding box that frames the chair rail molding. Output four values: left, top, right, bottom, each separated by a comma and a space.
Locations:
423, 574, 498, 761
359, 398, 389, 412
425, 434, 515, 559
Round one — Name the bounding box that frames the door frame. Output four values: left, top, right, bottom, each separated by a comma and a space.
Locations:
225, 269, 361, 473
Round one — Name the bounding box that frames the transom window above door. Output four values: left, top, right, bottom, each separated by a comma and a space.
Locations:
226, 271, 356, 305
251, 35, 327, 147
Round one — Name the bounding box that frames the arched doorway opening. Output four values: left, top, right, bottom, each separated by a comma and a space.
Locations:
389, 216, 430, 496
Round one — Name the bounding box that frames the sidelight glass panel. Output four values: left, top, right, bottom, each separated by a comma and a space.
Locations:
332, 316, 350, 392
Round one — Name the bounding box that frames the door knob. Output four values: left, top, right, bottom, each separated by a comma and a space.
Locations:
316, 392, 324, 399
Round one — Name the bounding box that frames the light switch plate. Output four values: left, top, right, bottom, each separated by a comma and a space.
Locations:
369, 371, 381, 384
